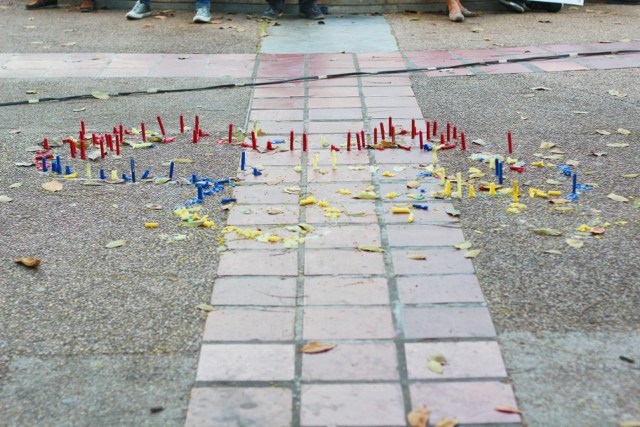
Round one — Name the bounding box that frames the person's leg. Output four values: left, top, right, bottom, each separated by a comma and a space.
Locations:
299, 0, 324, 19
455, 0, 476, 16
193, 0, 212, 23
25, 0, 58, 10
525, 1, 563, 12
498, 0, 526, 12
446, 0, 464, 21
261, 0, 285, 20
126, 0, 152, 19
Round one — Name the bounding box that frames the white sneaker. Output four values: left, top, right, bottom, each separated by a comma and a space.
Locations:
193, 6, 211, 23
126, 0, 152, 19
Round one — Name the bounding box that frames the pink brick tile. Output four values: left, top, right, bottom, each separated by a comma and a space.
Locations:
383, 203, 460, 224
46, 68, 101, 78
365, 96, 420, 108
374, 149, 434, 164
357, 52, 404, 60
305, 201, 378, 224
303, 308, 395, 339
308, 86, 360, 97
306, 150, 370, 165
362, 86, 415, 97
99, 68, 152, 78
218, 250, 298, 276
530, 60, 589, 72
406, 50, 457, 60
245, 150, 302, 166
211, 277, 297, 306
308, 108, 363, 121
308, 77, 359, 87
308, 97, 361, 109
306, 182, 378, 200
410, 382, 520, 424
152, 67, 205, 78
0, 69, 48, 78
361, 76, 412, 86
202, 67, 253, 78
368, 107, 424, 120
3, 59, 58, 69
386, 224, 465, 247
304, 276, 389, 305
203, 309, 295, 341
476, 62, 533, 75
305, 249, 385, 275
403, 307, 496, 338
406, 341, 506, 380
226, 205, 299, 226
249, 109, 304, 121
231, 185, 299, 204
391, 249, 474, 275
186, 387, 292, 427
212, 53, 256, 62
255, 120, 304, 134
307, 167, 373, 183
302, 343, 398, 381
253, 87, 305, 98
237, 165, 301, 184
196, 344, 294, 381
309, 53, 355, 63
577, 57, 639, 70
305, 224, 381, 249
252, 97, 305, 110
260, 53, 305, 61
307, 121, 365, 134
496, 45, 553, 57
308, 65, 357, 75
376, 164, 431, 181
425, 68, 474, 77
378, 182, 442, 202
452, 48, 505, 60
396, 275, 484, 304
301, 384, 405, 426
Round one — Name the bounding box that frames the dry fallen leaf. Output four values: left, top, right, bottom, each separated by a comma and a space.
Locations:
0, 195, 13, 203
619, 421, 640, 427
617, 128, 631, 135
105, 239, 126, 249
406, 180, 421, 189
590, 226, 605, 235
145, 203, 163, 210
91, 90, 110, 100
42, 180, 63, 192
495, 406, 522, 414
427, 359, 444, 374
445, 207, 461, 217
454, 241, 472, 250
435, 418, 459, 427
607, 193, 629, 202
195, 303, 216, 312
533, 228, 562, 236
595, 129, 611, 135
566, 238, 584, 249
300, 341, 336, 354
543, 249, 563, 255
15, 257, 41, 268
606, 143, 630, 148
464, 249, 481, 258
407, 407, 429, 427
356, 245, 385, 253
622, 174, 639, 178
407, 253, 427, 260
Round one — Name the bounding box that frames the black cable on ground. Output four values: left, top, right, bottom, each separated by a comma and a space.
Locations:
0, 49, 638, 108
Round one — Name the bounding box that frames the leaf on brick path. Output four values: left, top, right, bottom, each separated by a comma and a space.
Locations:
407, 407, 429, 427
145, 203, 163, 210
355, 191, 379, 200
606, 143, 630, 148
406, 180, 421, 189
60, 41, 77, 47
0, 195, 13, 203
356, 245, 385, 253
15, 257, 41, 268
266, 207, 284, 215
543, 249, 563, 255
284, 186, 300, 194
91, 90, 110, 100
546, 179, 562, 185
548, 199, 569, 205
540, 141, 556, 149
42, 180, 63, 192
622, 174, 639, 178
427, 359, 445, 373
445, 207, 461, 217
590, 226, 605, 235
105, 239, 126, 249
435, 418, 459, 427
591, 151, 607, 157
566, 238, 584, 249
195, 303, 216, 312
454, 241, 472, 250
533, 228, 562, 236
596, 129, 611, 135
495, 406, 522, 414
618, 421, 640, 427
9, 182, 23, 188
531, 86, 552, 91
607, 193, 629, 202
464, 249, 481, 258
300, 342, 336, 354
617, 128, 631, 135
407, 253, 427, 260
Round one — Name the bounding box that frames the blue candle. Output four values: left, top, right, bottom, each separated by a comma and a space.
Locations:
130, 158, 136, 183
197, 184, 204, 201
169, 161, 175, 179
55, 156, 62, 174
253, 167, 262, 176
240, 151, 246, 171
65, 165, 72, 175
572, 172, 577, 194
100, 169, 106, 180
495, 158, 500, 176
141, 169, 150, 179
191, 173, 198, 183
498, 162, 503, 185
41, 156, 48, 173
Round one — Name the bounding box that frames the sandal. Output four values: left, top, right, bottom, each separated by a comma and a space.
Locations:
80, 0, 96, 12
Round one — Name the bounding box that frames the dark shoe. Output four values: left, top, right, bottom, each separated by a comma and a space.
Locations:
261, 7, 283, 20
499, 0, 525, 12
299, 4, 324, 19
525, 1, 562, 11
26, 0, 57, 9
80, 0, 96, 12
461, 7, 477, 16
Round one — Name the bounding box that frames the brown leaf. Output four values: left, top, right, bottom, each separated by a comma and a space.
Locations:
15, 257, 41, 268
406, 180, 421, 189
435, 418, 459, 427
407, 253, 427, 260
495, 406, 522, 414
407, 407, 429, 427
300, 342, 336, 354
42, 180, 63, 192
590, 226, 605, 235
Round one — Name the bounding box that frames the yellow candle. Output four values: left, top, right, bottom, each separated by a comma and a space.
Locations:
444, 180, 451, 196
331, 150, 337, 170
456, 172, 462, 198
313, 153, 319, 170
432, 149, 438, 167
144, 222, 159, 228
489, 182, 496, 196
86, 163, 92, 179
438, 168, 445, 186
392, 206, 411, 214
110, 170, 118, 181
513, 180, 519, 202
468, 185, 476, 198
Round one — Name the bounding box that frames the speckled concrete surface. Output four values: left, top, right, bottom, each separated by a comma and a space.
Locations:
0, 79, 248, 425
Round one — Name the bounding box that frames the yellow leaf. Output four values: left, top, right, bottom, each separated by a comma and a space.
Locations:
42, 180, 63, 192
406, 180, 421, 189
427, 359, 444, 374
407, 407, 429, 427
533, 228, 562, 236
356, 245, 385, 253
435, 418, 459, 427
619, 422, 640, 427
15, 257, 41, 268
105, 239, 126, 249
607, 193, 629, 202
454, 241, 472, 250
566, 238, 584, 248
407, 253, 426, 260
622, 174, 639, 178
91, 90, 110, 100
464, 249, 481, 258
195, 303, 216, 312
617, 128, 631, 135
300, 341, 336, 354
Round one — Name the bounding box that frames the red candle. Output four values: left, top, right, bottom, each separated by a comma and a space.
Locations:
302, 133, 307, 152
507, 131, 513, 154
69, 139, 76, 159
180, 115, 185, 134
355, 132, 360, 150
433, 120, 438, 136
388, 116, 392, 133
106, 134, 113, 152
453, 126, 458, 140
251, 130, 257, 150
79, 136, 86, 160
461, 131, 466, 151
81, 120, 86, 135
119, 124, 124, 144
98, 135, 105, 159
380, 122, 385, 140
411, 119, 416, 139
228, 124, 233, 144
440, 133, 445, 146
357, 138, 361, 151
426, 121, 431, 140
195, 115, 200, 134
391, 126, 395, 144
446, 122, 451, 142
374, 127, 378, 145
289, 130, 294, 151
157, 116, 166, 136
141, 122, 146, 142
419, 130, 424, 150
347, 132, 351, 152
360, 131, 365, 146
43, 138, 49, 150
266, 140, 274, 151
116, 135, 121, 156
